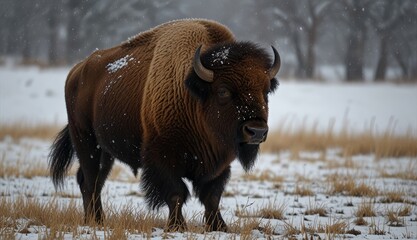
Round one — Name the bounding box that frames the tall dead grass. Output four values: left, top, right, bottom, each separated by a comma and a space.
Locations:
0, 121, 62, 140
262, 118, 417, 159
0, 197, 281, 238
2, 120, 416, 160
0, 196, 166, 239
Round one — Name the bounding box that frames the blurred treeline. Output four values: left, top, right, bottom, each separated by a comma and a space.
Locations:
1, 0, 416, 82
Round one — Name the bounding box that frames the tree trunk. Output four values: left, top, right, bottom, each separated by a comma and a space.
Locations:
408, 54, 417, 82
22, 23, 31, 61
66, 0, 83, 63
345, 29, 365, 82
292, 31, 306, 79
374, 35, 388, 82
392, 49, 407, 80
305, 24, 317, 79
48, 2, 58, 65
344, 0, 369, 82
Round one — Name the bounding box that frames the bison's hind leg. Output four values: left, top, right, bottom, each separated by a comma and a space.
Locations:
77, 151, 114, 224
72, 129, 115, 224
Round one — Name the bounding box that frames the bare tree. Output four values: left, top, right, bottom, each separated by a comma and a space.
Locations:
340, 0, 372, 82
1, 0, 416, 78
369, 0, 413, 81
390, 2, 417, 82
0, 0, 17, 55
47, 0, 60, 64
66, 0, 94, 63
270, 0, 332, 79
78, 0, 181, 60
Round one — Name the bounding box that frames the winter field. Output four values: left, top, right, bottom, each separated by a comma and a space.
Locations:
0, 65, 417, 239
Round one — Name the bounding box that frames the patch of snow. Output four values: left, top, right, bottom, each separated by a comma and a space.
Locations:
106, 55, 134, 73
211, 47, 230, 65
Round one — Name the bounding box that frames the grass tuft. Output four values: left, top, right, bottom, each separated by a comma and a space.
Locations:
327, 174, 378, 197
380, 191, 405, 203
355, 201, 377, 218
304, 202, 327, 217
242, 170, 284, 183
293, 184, 314, 197
379, 161, 417, 181
354, 216, 368, 226
234, 201, 287, 221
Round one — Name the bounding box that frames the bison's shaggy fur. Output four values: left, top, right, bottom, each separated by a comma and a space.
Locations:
49, 19, 280, 232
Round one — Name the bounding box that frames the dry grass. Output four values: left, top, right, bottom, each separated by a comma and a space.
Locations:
0, 147, 51, 179
0, 197, 84, 233
0, 160, 49, 179
241, 169, 284, 183
379, 161, 417, 181
0, 122, 62, 140
1, 196, 285, 238
2, 120, 416, 160
355, 201, 377, 218
0, 140, 136, 182
327, 174, 378, 197
386, 208, 405, 227
229, 218, 277, 237
383, 204, 413, 228
0, 154, 78, 179
398, 205, 412, 216
320, 220, 349, 236
293, 184, 314, 197
262, 118, 417, 159
235, 201, 287, 221
258, 202, 287, 220
304, 202, 328, 217
368, 218, 386, 235
354, 216, 368, 226
0, 196, 167, 239
324, 156, 356, 169
380, 191, 406, 203
282, 218, 350, 239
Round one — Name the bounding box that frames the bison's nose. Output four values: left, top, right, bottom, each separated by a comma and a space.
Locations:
243, 124, 268, 144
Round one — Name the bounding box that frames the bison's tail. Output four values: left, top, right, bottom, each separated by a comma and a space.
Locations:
48, 125, 74, 189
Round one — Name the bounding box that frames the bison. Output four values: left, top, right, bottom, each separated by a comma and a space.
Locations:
49, 19, 280, 232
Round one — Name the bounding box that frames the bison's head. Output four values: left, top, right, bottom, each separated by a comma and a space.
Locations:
185, 42, 280, 171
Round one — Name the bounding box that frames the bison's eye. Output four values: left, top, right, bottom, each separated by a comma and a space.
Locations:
217, 87, 232, 104
217, 87, 231, 98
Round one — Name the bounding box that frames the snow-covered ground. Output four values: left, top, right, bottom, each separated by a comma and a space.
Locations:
1, 66, 416, 239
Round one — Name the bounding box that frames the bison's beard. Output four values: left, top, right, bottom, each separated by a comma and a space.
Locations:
237, 143, 259, 172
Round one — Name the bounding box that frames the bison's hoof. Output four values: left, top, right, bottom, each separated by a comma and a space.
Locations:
166, 223, 187, 232
206, 222, 228, 232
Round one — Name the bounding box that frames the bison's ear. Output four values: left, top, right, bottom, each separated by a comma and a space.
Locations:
269, 78, 279, 93
185, 71, 211, 101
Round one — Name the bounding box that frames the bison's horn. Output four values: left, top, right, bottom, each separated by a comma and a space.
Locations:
268, 46, 281, 79
193, 45, 214, 82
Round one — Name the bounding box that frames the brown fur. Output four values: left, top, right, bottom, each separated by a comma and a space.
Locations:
49, 19, 279, 232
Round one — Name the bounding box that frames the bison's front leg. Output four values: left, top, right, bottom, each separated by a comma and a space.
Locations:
167, 195, 186, 231
196, 167, 230, 232
141, 150, 190, 232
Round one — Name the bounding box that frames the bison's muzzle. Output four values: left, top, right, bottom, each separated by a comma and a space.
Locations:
241, 121, 269, 144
